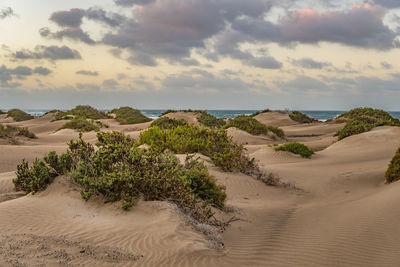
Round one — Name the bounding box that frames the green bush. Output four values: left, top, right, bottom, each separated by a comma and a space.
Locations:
68, 131, 225, 220
110, 107, 152, 125
44, 151, 72, 175
0, 110, 5, 115
386, 148, 400, 183
224, 115, 284, 137
251, 109, 271, 117
197, 112, 226, 128
13, 159, 55, 193
7, 109, 33, 122
335, 108, 400, 140
55, 105, 107, 120
0, 125, 36, 139
289, 111, 313, 123
151, 117, 187, 129
275, 142, 314, 158
140, 125, 253, 172
58, 117, 101, 132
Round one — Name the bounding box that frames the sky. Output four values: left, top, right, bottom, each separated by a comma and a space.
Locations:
0, 0, 400, 110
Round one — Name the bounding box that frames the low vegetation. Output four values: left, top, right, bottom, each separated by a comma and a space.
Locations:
110, 107, 152, 125
55, 105, 108, 121
14, 132, 227, 222
58, 117, 103, 132
7, 109, 34, 122
151, 117, 187, 129
140, 124, 253, 172
197, 112, 226, 128
0, 124, 36, 139
289, 111, 313, 123
224, 116, 284, 138
335, 108, 400, 140
386, 147, 400, 183
275, 142, 314, 158
0, 110, 5, 115
251, 109, 271, 117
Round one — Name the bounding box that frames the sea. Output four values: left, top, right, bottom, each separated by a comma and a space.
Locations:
8, 109, 400, 122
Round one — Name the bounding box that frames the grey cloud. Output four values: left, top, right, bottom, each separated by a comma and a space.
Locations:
76, 70, 99, 76
11, 66, 32, 76
291, 58, 332, 69
33, 67, 52, 75
276, 76, 330, 93
246, 56, 283, 69
86, 7, 126, 27
0, 7, 14, 19
381, 61, 393, 69
102, 79, 119, 89
127, 54, 157, 66
114, 0, 156, 6
50, 8, 85, 28
371, 0, 400, 8
40, 27, 96, 45
13, 45, 82, 60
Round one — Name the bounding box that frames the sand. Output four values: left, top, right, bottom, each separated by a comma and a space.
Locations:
1, 112, 400, 266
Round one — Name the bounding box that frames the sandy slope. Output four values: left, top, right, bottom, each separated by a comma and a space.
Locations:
1, 114, 400, 266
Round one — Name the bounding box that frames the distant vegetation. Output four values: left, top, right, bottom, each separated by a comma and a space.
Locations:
58, 117, 105, 132
289, 111, 314, 123
275, 142, 314, 158
386, 147, 400, 183
13, 132, 227, 222
197, 112, 226, 128
110, 107, 152, 125
336, 108, 400, 140
224, 115, 284, 138
0, 110, 5, 115
161, 109, 201, 116
151, 117, 187, 129
55, 105, 108, 121
0, 124, 36, 140
140, 124, 252, 172
7, 109, 34, 122
251, 109, 271, 117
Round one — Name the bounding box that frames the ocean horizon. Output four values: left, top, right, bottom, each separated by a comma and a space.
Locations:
6, 109, 400, 122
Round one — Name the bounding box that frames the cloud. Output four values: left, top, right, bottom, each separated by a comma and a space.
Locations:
49, 8, 85, 28
114, 0, 156, 6
12, 45, 82, 60
39, 27, 96, 45
0, 65, 51, 87
381, 61, 393, 69
0, 7, 14, 19
371, 0, 400, 8
85, 7, 126, 27
291, 58, 332, 69
246, 56, 283, 69
76, 70, 99, 76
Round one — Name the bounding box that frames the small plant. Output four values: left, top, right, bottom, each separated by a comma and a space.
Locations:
289, 111, 313, 123
0, 110, 5, 115
386, 147, 400, 183
13, 159, 55, 193
275, 142, 314, 158
196, 112, 226, 128
58, 117, 101, 132
110, 107, 152, 125
224, 115, 284, 137
55, 105, 108, 121
151, 117, 187, 129
251, 109, 271, 117
7, 109, 34, 122
335, 108, 400, 140
0, 125, 36, 139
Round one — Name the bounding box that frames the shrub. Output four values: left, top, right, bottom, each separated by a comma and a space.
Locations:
110, 107, 152, 125
44, 151, 72, 175
386, 148, 400, 183
161, 109, 178, 116
335, 108, 400, 140
275, 142, 314, 158
151, 117, 187, 129
140, 125, 253, 172
289, 111, 313, 123
67, 131, 225, 220
197, 112, 226, 128
0, 125, 36, 139
251, 109, 271, 117
13, 159, 55, 193
0, 110, 5, 115
55, 105, 107, 120
7, 109, 33, 122
224, 115, 284, 137
58, 117, 101, 132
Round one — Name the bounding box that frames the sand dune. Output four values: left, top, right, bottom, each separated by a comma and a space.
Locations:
1, 115, 400, 266
254, 112, 298, 127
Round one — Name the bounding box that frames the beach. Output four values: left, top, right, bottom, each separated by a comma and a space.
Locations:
1, 110, 400, 266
